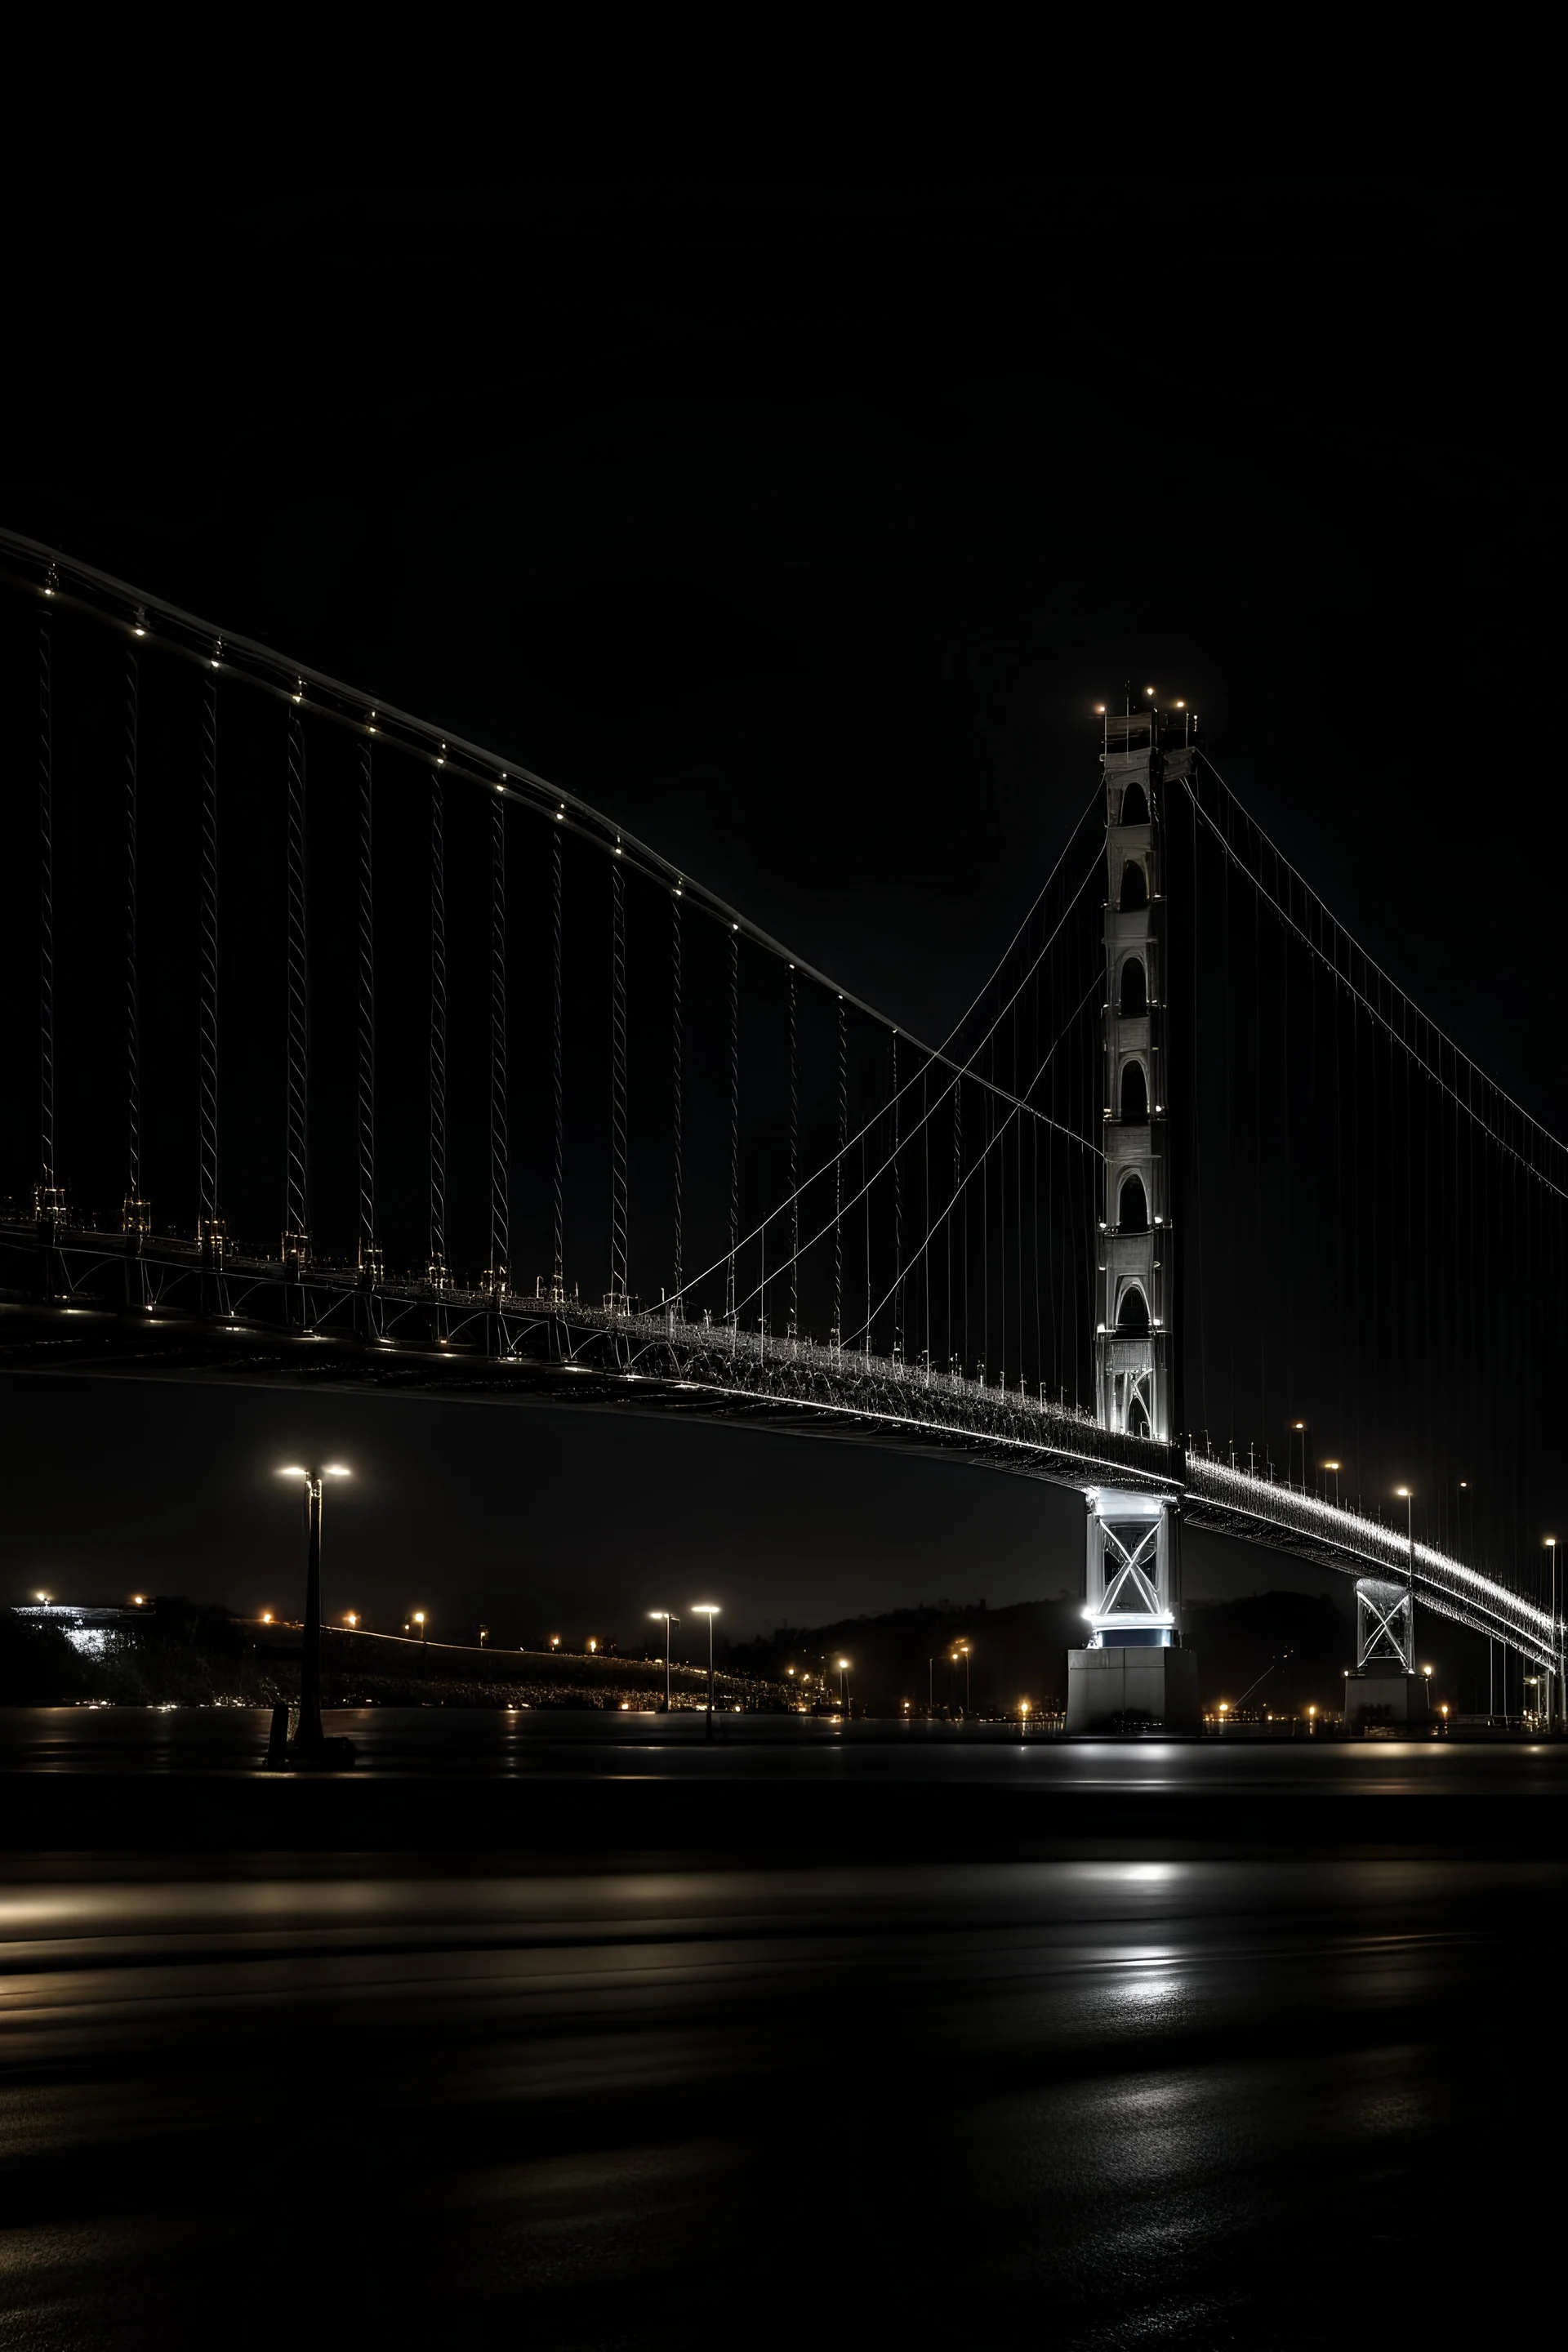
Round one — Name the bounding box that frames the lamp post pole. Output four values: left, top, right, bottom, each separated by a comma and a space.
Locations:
649, 1610, 679, 1713
694, 1605, 719, 1740
275, 1463, 350, 1756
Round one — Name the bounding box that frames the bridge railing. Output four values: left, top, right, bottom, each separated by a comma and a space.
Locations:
1185, 1454, 1555, 1663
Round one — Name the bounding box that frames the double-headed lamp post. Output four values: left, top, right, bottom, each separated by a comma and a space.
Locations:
649, 1610, 680, 1713
1322, 1460, 1342, 1508
275, 1464, 350, 1750
693, 1604, 719, 1738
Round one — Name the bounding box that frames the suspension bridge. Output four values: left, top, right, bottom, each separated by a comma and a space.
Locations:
1, 526, 1561, 1722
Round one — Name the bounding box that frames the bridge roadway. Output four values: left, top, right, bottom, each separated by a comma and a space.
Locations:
2, 1220, 1555, 1670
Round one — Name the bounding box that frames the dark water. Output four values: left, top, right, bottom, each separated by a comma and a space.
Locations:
6, 1703, 1568, 1790
2, 1714, 1563, 2346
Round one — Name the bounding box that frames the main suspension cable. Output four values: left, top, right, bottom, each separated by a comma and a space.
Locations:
673, 849, 1104, 1317
1192, 762, 1568, 1199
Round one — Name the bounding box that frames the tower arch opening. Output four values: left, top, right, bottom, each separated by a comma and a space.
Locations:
1116, 1282, 1150, 1334
1119, 956, 1147, 1017
1120, 779, 1149, 826
1118, 1172, 1148, 1232
1119, 858, 1148, 913
1119, 1058, 1149, 1122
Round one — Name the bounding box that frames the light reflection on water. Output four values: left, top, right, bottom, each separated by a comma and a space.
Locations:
0, 1849, 1561, 2346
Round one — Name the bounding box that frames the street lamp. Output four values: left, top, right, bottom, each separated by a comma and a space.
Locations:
276, 1464, 351, 1751
34, 1591, 50, 1606
649, 1610, 680, 1713
1019, 1698, 1031, 1737
1290, 1420, 1307, 1490
1321, 1460, 1342, 1508
837, 1657, 851, 1714
413, 1610, 426, 1645
693, 1604, 719, 1738
952, 1640, 972, 1713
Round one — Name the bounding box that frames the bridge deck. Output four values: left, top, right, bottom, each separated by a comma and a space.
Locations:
1, 1221, 1554, 1668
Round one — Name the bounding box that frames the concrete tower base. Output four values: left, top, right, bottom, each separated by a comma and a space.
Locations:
1343, 1670, 1430, 1732
1066, 1646, 1200, 1736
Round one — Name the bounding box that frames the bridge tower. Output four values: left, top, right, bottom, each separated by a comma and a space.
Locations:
1067, 692, 1200, 1734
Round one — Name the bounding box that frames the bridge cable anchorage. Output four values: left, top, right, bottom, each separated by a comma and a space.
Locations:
357, 742, 378, 1278
727, 927, 739, 1332
428, 767, 448, 1286
1188, 760, 1568, 1200
670, 889, 684, 1307
280, 708, 310, 1270
490, 791, 508, 1300
833, 996, 846, 1348
788, 965, 799, 1339
671, 846, 1106, 1330
199, 673, 220, 1244
608, 853, 627, 1312
38, 615, 55, 1213
124, 646, 142, 1223
550, 820, 564, 1299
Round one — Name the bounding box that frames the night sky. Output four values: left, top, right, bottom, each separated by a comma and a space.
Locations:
2, 176, 1560, 1655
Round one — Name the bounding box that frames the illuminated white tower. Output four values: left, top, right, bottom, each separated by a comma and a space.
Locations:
1097, 692, 1187, 1441
1068, 691, 1199, 1732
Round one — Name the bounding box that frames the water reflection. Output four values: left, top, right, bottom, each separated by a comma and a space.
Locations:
0, 1851, 1560, 2346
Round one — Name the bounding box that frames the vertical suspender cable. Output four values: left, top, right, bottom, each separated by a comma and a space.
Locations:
834, 996, 846, 1345
491, 795, 509, 1292
283, 711, 309, 1256
199, 676, 220, 1235
953, 1073, 963, 1375
609, 858, 627, 1307
429, 768, 447, 1277
551, 824, 564, 1296
125, 649, 140, 1214
38, 617, 54, 1200
727, 929, 739, 1327
671, 890, 683, 1304
358, 743, 376, 1267
891, 1032, 902, 1358
788, 966, 800, 1337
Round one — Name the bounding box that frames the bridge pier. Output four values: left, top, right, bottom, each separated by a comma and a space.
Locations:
1343, 1575, 1429, 1732
1066, 1489, 1199, 1734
